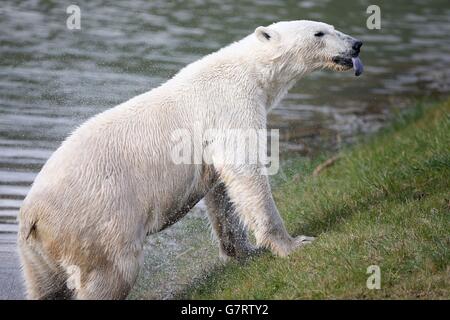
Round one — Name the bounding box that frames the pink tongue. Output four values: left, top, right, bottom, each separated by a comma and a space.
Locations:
352, 57, 364, 76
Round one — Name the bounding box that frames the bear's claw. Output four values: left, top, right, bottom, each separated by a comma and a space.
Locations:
294, 235, 315, 246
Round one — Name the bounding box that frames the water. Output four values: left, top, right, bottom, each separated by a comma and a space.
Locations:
0, 0, 449, 298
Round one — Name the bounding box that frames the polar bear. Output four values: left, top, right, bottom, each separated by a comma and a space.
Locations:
18, 20, 363, 299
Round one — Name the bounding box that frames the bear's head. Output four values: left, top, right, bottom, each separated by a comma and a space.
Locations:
254, 20, 363, 77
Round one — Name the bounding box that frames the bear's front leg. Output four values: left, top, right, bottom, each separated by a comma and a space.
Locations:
216, 164, 314, 257
205, 182, 260, 261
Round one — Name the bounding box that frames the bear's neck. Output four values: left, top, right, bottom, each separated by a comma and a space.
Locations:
252, 61, 308, 112
257, 75, 299, 111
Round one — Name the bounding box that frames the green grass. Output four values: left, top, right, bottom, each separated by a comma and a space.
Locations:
184, 99, 450, 299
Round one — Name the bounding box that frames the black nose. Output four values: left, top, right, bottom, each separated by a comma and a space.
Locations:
352, 40, 363, 51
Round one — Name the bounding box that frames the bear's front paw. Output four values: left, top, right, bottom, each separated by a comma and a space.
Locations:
293, 235, 315, 247
270, 235, 315, 257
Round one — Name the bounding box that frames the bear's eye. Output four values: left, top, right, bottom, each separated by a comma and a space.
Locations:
262, 31, 271, 40
314, 31, 325, 37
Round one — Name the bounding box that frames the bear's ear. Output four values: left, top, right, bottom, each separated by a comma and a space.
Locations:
255, 26, 280, 43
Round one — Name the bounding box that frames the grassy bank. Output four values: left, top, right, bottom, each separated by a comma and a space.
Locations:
184, 99, 450, 299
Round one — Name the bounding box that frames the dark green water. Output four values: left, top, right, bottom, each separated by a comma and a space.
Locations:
0, 0, 449, 298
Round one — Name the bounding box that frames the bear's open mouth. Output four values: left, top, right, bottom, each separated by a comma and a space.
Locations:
332, 55, 364, 76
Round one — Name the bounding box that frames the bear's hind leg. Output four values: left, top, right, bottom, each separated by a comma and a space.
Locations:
75, 268, 131, 300
205, 182, 259, 261
75, 251, 141, 300
19, 242, 73, 300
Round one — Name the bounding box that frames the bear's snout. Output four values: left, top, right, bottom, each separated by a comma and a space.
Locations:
352, 40, 363, 53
